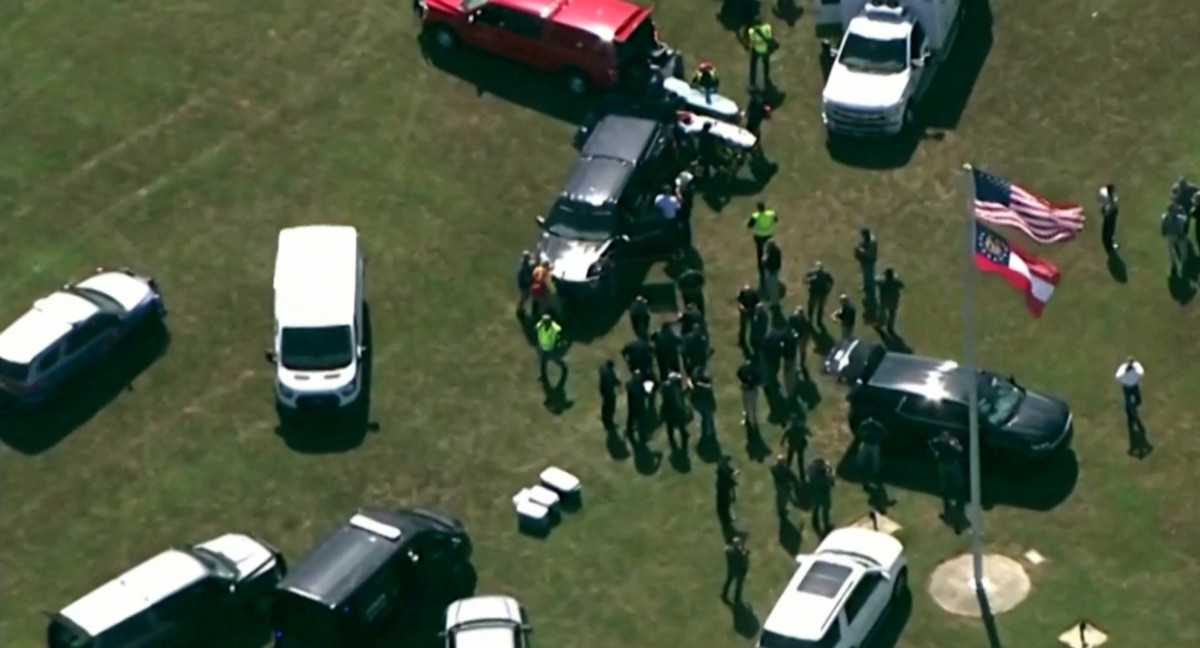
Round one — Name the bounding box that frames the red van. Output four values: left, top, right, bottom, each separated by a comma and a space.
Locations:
418, 0, 675, 95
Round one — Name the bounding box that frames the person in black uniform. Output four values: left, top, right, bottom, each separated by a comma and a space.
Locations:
697, 122, 722, 180
515, 250, 536, 318
737, 358, 763, 431
786, 306, 811, 371
805, 262, 834, 326
678, 267, 707, 316
598, 359, 621, 432
651, 322, 682, 382
661, 372, 690, 453
831, 294, 856, 340
677, 302, 704, 336
781, 414, 808, 484
930, 430, 965, 521
780, 326, 800, 404
745, 88, 770, 138
735, 284, 761, 353
818, 39, 835, 78
622, 336, 654, 377
769, 455, 793, 519
721, 534, 750, 604
682, 325, 711, 377
749, 302, 770, 359
760, 324, 786, 390
875, 268, 905, 334
690, 369, 718, 443
625, 373, 648, 446
856, 417, 886, 487
716, 456, 739, 533
1098, 184, 1119, 255
760, 240, 783, 304
808, 457, 835, 537
628, 295, 651, 339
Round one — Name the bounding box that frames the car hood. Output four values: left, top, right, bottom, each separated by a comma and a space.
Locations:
538, 234, 609, 283
424, 0, 463, 15
823, 337, 884, 384
823, 63, 910, 111
816, 527, 904, 570
278, 362, 357, 393
76, 271, 156, 312
195, 533, 279, 581
1005, 390, 1071, 439
445, 595, 522, 629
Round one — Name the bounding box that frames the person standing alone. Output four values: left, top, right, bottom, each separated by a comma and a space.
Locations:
744, 16, 778, 92
1099, 184, 1120, 255
1115, 357, 1151, 456
721, 534, 750, 604
747, 201, 778, 275
598, 359, 620, 433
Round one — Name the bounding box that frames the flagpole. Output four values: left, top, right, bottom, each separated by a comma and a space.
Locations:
961, 163, 986, 596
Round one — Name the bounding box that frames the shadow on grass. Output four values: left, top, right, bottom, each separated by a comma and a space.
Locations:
199, 616, 272, 648
731, 602, 760, 638
0, 318, 170, 455
865, 591, 913, 648
562, 260, 655, 343
419, 35, 593, 125
277, 304, 378, 454
835, 442, 1078, 511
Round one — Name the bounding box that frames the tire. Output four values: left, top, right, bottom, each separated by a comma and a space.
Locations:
428, 24, 458, 52
562, 68, 591, 96
892, 567, 910, 602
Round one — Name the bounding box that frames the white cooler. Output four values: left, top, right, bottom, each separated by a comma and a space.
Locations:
539, 467, 582, 509
512, 489, 552, 534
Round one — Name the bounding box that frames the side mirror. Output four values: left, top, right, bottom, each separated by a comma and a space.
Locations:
264, 351, 277, 364
467, 11, 477, 23
619, 234, 631, 242
358, 345, 368, 358
522, 624, 534, 633
536, 215, 547, 228
229, 583, 238, 594
879, 569, 893, 581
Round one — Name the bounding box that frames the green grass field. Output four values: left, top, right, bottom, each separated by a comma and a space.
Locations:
3, 0, 1200, 646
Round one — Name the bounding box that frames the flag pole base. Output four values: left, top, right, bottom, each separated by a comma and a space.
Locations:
929, 554, 1030, 617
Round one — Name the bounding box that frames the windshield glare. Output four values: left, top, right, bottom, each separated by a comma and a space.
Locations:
190, 547, 239, 580
839, 34, 908, 73
545, 204, 612, 241
280, 325, 354, 371
979, 376, 1023, 426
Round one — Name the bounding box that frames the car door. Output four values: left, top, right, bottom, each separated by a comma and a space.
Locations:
908, 22, 934, 99
29, 342, 65, 392
895, 395, 965, 445
841, 572, 890, 646
468, 5, 546, 65
146, 583, 206, 647
62, 313, 122, 369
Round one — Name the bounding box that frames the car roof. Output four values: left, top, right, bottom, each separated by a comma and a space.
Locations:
278, 508, 454, 606
866, 352, 976, 404
557, 157, 635, 209
762, 556, 863, 641
59, 549, 209, 636
579, 115, 660, 164
0, 291, 99, 364
485, 0, 647, 41
274, 225, 359, 328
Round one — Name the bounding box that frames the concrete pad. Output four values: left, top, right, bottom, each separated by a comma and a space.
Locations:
1058, 621, 1108, 648
1023, 549, 1046, 565
850, 511, 902, 535
928, 554, 1031, 617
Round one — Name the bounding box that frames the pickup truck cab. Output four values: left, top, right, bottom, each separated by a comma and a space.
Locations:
817, 0, 963, 138
419, 0, 671, 95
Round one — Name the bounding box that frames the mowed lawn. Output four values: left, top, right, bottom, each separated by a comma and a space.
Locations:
2, 0, 1200, 646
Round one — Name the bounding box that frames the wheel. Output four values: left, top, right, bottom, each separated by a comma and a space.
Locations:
428, 24, 458, 52
562, 68, 591, 96
892, 567, 909, 602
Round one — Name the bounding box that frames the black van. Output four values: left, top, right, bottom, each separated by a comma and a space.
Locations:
271, 507, 474, 647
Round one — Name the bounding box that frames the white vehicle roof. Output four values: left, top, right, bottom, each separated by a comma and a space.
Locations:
59, 548, 210, 636
847, 12, 913, 40
274, 225, 359, 328
0, 292, 99, 365
445, 595, 524, 648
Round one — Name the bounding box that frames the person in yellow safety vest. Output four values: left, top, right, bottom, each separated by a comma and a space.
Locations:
746, 201, 778, 275
535, 313, 566, 383
744, 17, 777, 91
690, 60, 720, 95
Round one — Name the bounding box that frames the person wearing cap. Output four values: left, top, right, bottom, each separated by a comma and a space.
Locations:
690, 369, 718, 443
1098, 184, 1120, 255
515, 250, 536, 318
625, 369, 651, 445
787, 306, 811, 370
690, 60, 720, 95
628, 295, 651, 339
535, 313, 565, 383
855, 228, 879, 320
1114, 357, 1150, 456
678, 267, 707, 315
831, 294, 856, 340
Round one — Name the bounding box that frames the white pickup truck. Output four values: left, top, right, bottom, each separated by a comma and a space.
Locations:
816, 0, 964, 138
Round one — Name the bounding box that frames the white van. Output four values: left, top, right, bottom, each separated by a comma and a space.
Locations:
267, 225, 366, 411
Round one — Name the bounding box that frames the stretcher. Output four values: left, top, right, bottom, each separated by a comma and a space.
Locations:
662, 77, 741, 123
675, 111, 757, 151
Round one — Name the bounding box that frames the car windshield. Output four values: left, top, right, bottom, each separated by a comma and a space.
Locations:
449, 622, 520, 648
759, 630, 839, 648
272, 594, 347, 646
838, 34, 909, 74
545, 203, 613, 241
461, 0, 488, 11
70, 286, 127, 313
978, 375, 1024, 427
0, 358, 30, 382
279, 325, 354, 371
189, 547, 239, 581
47, 619, 90, 648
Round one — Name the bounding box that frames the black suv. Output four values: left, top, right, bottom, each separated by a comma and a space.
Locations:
271, 507, 474, 647
825, 338, 1074, 459
535, 113, 682, 299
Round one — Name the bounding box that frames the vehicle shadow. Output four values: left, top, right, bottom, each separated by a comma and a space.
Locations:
277, 304, 378, 453
865, 591, 913, 648
418, 34, 594, 125
199, 616, 272, 648
562, 260, 655, 342
826, 129, 923, 171
0, 318, 171, 455
919, 0, 994, 131
834, 441, 1078, 511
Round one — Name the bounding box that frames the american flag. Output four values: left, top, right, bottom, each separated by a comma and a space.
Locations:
971, 167, 1085, 244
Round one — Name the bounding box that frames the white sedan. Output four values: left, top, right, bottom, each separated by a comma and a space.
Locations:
0, 267, 165, 404
443, 595, 532, 648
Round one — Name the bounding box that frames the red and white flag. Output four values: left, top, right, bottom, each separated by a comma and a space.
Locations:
974, 223, 1061, 317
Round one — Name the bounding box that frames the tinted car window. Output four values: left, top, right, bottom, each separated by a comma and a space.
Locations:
0, 358, 30, 382
47, 620, 91, 648
273, 592, 352, 646
843, 572, 881, 622
64, 315, 117, 354
36, 345, 62, 373
500, 8, 542, 38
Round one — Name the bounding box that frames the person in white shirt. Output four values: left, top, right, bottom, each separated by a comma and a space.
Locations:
1114, 357, 1151, 457
654, 186, 681, 222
